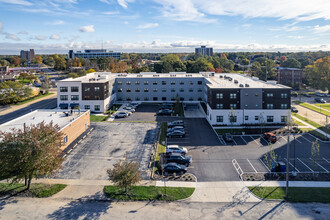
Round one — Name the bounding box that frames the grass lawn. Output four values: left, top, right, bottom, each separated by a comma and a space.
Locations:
248, 186, 330, 203
104, 185, 195, 201
292, 119, 306, 126
292, 113, 330, 135
216, 128, 244, 135
90, 115, 109, 122
314, 103, 330, 111
0, 182, 66, 198
293, 101, 330, 117
15, 92, 54, 105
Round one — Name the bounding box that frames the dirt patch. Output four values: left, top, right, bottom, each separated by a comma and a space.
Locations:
242, 172, 330, 181
152, 173, 196, 182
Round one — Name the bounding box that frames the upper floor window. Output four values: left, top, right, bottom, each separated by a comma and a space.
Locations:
281, 104, 288, 109
60, 87, 68, 92
162, 89, 166, 92
171, 81, 175, 85
85, 87, 90, 92
189, 89, 193, 92
216, 93, 223, 99
230, 93, 237, 99
71, 87, 79, 92
153, 82, 157, 85
171, 89, 175, 92
135, 81, 140, 85
126, 81, 131, 85
144, 89, 149, 92
126, 89, 131, 92
216, 104, 223, 109
267, 93, 274, 98
230, 104, 237, 109
117, 88, 122, 92
117, 81, 122, 85
135, 89, 140, 92
162, 81, 166, 85
189, 81, 193, 85
198, 81, 203, 85
153, 88, 158, 92
94, 87, 100, 92
180, 89, 184, 92
71, 95, 79, 100
144, 81, 149, 85
267, 104, 274, 109
281, 93, 288, 98
198, 89, 203, 92
60, 95, 68, 101
180, 81, 184, 85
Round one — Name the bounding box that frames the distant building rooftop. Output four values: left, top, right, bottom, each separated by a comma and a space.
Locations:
275, 67, 302, 71
0, 109, 89, 133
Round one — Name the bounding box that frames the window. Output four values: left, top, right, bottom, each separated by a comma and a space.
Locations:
255, 116, 259, 120
255, 94, 259, 96
267, 116, 274, 122
245, 116, 249, 121
216, 93, 223, 99
281, 93, 288, 98
126, 81, 131, 85
171, 89, 175, 92
189, 81, 193, 85
281, 104, 288, 109
144, 81, 149, 85
60, 95, 68, 101
198, 97, 203, 101
180, 97, 184, 101
71, 95, 79, 100
162, 81, 166, 85
153, 81, 157, 85
230, 93, 237, 99
229, 116, 237, 123
71, 86, 79, 92
171, 81, 175, 85
180, 89, 184, 92
94, 87, 100, 92
267, 93, 274, 98
126, 89, 131, 92
117, 88, 122, 92
245, 104, 248, 108
180, 81, 184, 85
135, 89, 140, 92
144, 97, 149, 101
162, 89, 166, 92
60, 87, 68, 92
84, 87, 90, 92
64, 136, 68, 143
94, 105, 100, 111
152, 88, 157, 92
216, 104, 223, 109
267, 104, 274, 109
153, 97, 158, 101
198, 81, 203, 85
281, 116, 287, 123
216, 116, 223, 123
144, 89, 149, 92
94, 96, 100, 100
84, 105, 90, 110
135, 81, 140, 85
162, 97, 166, 101
189, 89, 193, 92
84, 96, 90, 100
117, 81, 122, 85
245, 93, 248, 96
230, 104, 237, 109
135, 97, 140, 101
198, 89, 203, 92
126, 97, 131, 101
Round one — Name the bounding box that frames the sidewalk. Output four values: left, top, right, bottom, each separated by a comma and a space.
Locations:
0, 92, 57, 116
244, 181, 330, 188
292, 115, 330, 139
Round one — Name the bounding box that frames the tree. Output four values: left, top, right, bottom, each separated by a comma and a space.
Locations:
67, 73, 79, 78
305, 56, 330, 93
0, 81, 32, 105
53, 55, 66, 70
250, 61, 262, 78
0, 121, 64, 189
0, 59, 9, 67
87, 68, 96, 73
281, 58, 301, 68
241, 58, 250, 65
311, 139, 320, 161
107, 157, 141, 193
32, 55, 43, 65
263, 142, 277, 170
161, 54, 180, 63
11, 56, 21, 67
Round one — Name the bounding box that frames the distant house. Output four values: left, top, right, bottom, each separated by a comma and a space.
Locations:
275, 67, 302, 88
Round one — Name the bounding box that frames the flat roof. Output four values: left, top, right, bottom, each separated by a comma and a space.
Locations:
0, 109, 89, 133
206, 73, 290, 89
60, 72, 116, 83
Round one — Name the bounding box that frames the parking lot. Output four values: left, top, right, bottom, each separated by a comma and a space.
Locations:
113, 104, 159, 122
55, 122, 157, 180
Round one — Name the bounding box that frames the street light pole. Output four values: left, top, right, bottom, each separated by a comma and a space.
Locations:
285, 122, 291, 199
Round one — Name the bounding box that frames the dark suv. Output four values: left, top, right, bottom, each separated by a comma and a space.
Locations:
162, 163, 187, 175
164, 153, 192, 166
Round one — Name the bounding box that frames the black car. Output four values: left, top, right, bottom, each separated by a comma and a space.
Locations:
164, 153, 192, 166
167, 126, 184, 133
167, 120, 184, 128
157, 109, 173, 115
291, 107, 298, 113
222, 133, 233, 142
162, 163, 187, 175
159, 105, 172, 110
315, 98, 326, 103
303, 93, 312, 97
167, 130, 185, 138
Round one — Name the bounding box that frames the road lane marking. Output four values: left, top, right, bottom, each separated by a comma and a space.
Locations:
259, 158, 270, 172
249, 135, 258, 144
247, 159, 258, 173
297, 158, 314, 172
323, 158, 330, 164
310, 158, 329, 173
284, 158, 300, 172
300, 135, 313, 144
240, 136, 248, 145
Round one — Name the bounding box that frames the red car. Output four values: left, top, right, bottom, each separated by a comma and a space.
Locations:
263, 132, 277, 143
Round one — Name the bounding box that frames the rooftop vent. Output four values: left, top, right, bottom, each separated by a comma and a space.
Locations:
170, 74, 176, 77
239, 84, 244, 87
234, 80, 238, 84
137, 74, 143, 77
153, 74, 160, 77
245, 84, 250, 87
228, 77, 232, 81
219, 75, 223, 78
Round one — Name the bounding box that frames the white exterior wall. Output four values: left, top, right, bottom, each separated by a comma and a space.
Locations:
57, 81, 82, 107
206, 104, 291, 125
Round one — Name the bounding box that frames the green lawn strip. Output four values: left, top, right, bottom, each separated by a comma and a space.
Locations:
292, 119, 305, 126
216, 128, 244, 135
248, 186, 330, 203
293, 101, 330, 117
293, 113, 330, 134
104, 185, 195, 201
314, 103, 330, 111
14, 92, 54, 106
0, 183, 67, 198
108, 121, 156, 123
90, 115, 109, 122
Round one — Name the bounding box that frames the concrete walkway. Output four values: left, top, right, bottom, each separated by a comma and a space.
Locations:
292, 115, 330, 139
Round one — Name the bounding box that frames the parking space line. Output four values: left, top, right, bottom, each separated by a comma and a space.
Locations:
292, 135, 302, 144
259, 158, 270, 172
232, 138, 237, 146
310, 158, 329, 173
300, 135, 313, 144
323, 158, 330, 164
284, 158, 300, 172
297, 158, 314, 172
249, 135, 258, 144
218, 136, 226, 145
260, 137, 269, 144
240, 136, 248, 145
247, 159, 258, 173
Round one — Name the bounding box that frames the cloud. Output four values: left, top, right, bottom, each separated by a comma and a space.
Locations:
0, 0, 32, 6
103, 11, 120, 15
117, 0, 134, 9
18, 30, 28, 34
50, 34, 60, 40
314, 25, 330, 33
0, 22, 2, 32
50, 20, 65, 25
35, 35, 47, 40
124, 21, 129, 25
137, 23, 159, 29
79, 25, 95, 32
5, 33, 20, 41
99, 0, 111, 4
288, 35, 304, 39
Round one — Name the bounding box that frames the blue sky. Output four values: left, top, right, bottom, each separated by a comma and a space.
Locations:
0, 0, 329, 54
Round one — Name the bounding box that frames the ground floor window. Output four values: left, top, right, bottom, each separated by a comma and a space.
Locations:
267, 116, 274, 122
245, 116, 249, 121
255, 116, 259, 120
94, 105, 100, 111
180, 97, 184, 101
153, 97, 158, 101
144, 97, 149, 101
64, 136, 68, 143
84, 105, 90, 110
162, 97, 166, 101
229, 116, 237, 123
135, 97, 140, 101
281, 116, 287, 123
216, 116, 223, 123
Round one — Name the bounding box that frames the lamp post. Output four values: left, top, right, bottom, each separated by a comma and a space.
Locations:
285, 116, 291, 200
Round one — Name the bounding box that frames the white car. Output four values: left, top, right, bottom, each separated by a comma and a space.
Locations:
166, 145, 188, 154
124, 106, 135, 112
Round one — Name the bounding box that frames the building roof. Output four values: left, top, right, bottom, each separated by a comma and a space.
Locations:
60, 72, 117, 83
0, 109, 89, 133
275, 67, 302, 71
206, 73, 290, 89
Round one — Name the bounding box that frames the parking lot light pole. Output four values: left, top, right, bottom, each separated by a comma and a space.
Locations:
285, 123, 291, 199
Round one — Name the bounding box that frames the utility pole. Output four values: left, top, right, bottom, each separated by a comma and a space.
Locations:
285, 118, 291, 199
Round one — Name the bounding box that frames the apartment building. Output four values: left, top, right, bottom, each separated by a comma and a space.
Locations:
195, 46, 213, 57
57, 72, 291, 125
275, 67, 302, 88
20, 49, 35, 62
68, 49, 121, 59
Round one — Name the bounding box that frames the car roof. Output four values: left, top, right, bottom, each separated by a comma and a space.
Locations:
167, 145, 180, 148
164, 163, 179, 166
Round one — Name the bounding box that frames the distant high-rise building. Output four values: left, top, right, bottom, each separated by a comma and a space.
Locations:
68, 49, 121, 59
20, 49, 35, 62
195, 46, 213, 57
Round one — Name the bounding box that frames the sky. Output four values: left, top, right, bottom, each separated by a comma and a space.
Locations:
0, 0, 330, 54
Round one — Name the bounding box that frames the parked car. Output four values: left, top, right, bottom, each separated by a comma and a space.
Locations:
167, 126, 184, 133
162, 102, 173, 106
315, 98, 326, 103
222, 133, 233, 142
168, 120, 184, 128
290, 92, 298, 97
162, 163, 187, 175
157, 109, 173, 115
263, 132, 277, 143
303, 93, 311, 97
115, 112, 128, 118
315, 92, 326, 97
166, 145, 188, 154
124, 106, 135, 112
167, 130, 185, 138
291, 107, 298, 113
164, 153, 192, 166
159, 105, 172, 110
130, 102, 140, 107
